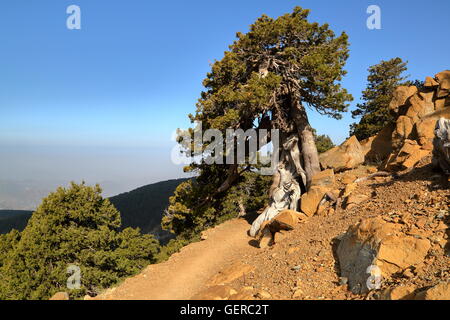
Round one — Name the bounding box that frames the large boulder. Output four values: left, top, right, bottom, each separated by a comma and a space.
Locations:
361, 124, 394, 163
385, 139, 430, 171
436, 70, 450, 98
405, 93, 435, 123
416, 282, 450, 300
423, 76, 439, 89
337, 217, 430, 294
415, 118, 438, 150
300, 186, 328, 217
299, 170, 336, 217
319, 136, 365, 172
366, 70, 450, 171
389, 86, 417, 115
392, 116, 414, 150
310, 169, 335, 189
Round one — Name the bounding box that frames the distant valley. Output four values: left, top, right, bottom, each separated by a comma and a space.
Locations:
0, 178, 188, 244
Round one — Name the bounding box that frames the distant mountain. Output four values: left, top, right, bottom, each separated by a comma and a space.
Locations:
0, 210, 33, 234
0, 178, 187, 244
0, 179, 135, 210
109, 178, 188, 243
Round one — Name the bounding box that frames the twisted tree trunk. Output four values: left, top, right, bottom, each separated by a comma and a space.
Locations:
249, 102, 320, 237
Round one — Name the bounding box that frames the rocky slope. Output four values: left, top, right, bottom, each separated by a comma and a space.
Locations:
88, 158, 448, 301
195, 159, 448, 300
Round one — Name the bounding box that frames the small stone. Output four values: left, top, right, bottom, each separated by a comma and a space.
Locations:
258, 228, 274, 249
403, 269, 414, 279
256, 290, 271, 300
292, 289, 304, 298
382, 285, 417, 300
291, 265, 301, 271
49, 292, 69, 300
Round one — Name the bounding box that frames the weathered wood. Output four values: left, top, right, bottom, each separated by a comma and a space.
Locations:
433, 117, 450, 174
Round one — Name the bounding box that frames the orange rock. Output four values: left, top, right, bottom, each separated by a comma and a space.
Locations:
388, 86, 417, 115
319, 136, 365, 172
49, 292, 69, 300
345, 193, 369, 210
382, 285, 417, 300
300, 186, 327, 217
423, 76, 439, 88
392, 116, 414, 149
416, 118, 438, 150
376, 235, 431, 275
337, 217, 430, 294
436, 70, 450, 98
341, 172, 357, 184
416, 282, 450, 300
311, 169, 336, 189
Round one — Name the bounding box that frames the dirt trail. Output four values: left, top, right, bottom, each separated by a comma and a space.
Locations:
95, 218, 258, 300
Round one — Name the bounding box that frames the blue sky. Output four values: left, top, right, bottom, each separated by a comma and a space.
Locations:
0, 0, 449, 195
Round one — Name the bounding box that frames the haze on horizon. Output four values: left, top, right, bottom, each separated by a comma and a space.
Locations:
1, 0, 449, 209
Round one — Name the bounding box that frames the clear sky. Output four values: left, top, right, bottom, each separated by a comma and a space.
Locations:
1, 0, 449, 195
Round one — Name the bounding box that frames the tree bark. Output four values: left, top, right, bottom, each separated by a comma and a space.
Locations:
291, 100, 321, 189
249, 100, 321, 237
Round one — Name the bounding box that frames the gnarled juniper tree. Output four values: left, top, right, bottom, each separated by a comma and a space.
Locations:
163, 7, 352, 237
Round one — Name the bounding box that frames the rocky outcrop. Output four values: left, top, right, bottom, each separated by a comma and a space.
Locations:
314, 71, 449, 173
361, 70, 450, 171
361, 124, 394, 163
436, 71, 450, 98
337, 217, 431, 294
385, 140, 431, 171
388, 86, 418, 115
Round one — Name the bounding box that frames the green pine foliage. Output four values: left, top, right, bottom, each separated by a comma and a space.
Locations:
0, 229, 20, 268
162, 171, 271, 237
350, 57, 409, 140
0, 182, 160, 300
312, 129, 335, 153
